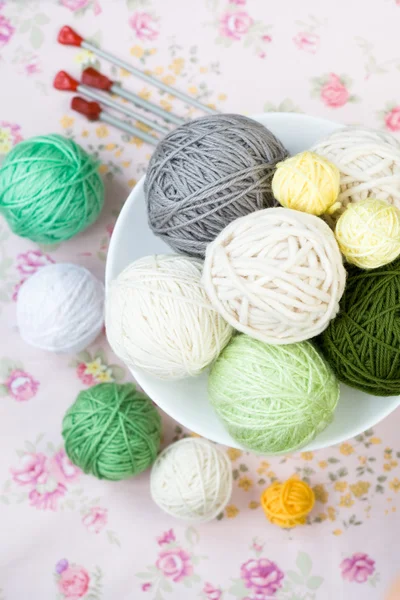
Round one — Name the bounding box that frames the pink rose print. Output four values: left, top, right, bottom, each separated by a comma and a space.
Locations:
142, 583, 152, 592
58, 565, 90, 599
5, 369, 39, 401
76, 362, 96, 386
204, 582, 222, 600
385, 106, 400, 132
157, 529, 176, 546
129, 12, 159, 41
0, 14, 14, 47
17, 250, 54, 276
11, 453, 47, 485
241, 558, 284, 596
29, 481, 66, 511
82, 506, 108, 533
229, 0, 246, 4
93, 0, 101, 15
60, 0, 90, 10
340, 553, 375, 583
220, 11, 253, 41
156, 548, 193, 583
293, 31, 319, 54
51, 450, 81, 484
320, 73, 350, 108
12, 280, 25, 302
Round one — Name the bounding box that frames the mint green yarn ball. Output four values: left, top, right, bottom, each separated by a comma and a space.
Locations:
62, 383, 161, 481
0, 134, 104, 244
208, 335, 339, 454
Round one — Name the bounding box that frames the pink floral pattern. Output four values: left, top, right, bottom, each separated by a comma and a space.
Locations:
311, 73, 358, 108
157, 529, 175, 546
340, 553, 375, 583
72, 349, 124, 386
385, 106, 400, 132
0, 14, 14, 47
156, 548, 194, 583
203, 582, 223, 600
129, 12, 159, 41
17, 250, 54, 275
11, 452, 47, 485
4, 369, 39, 401
293, 31, 319, 53
241, 558, 284, 597
219, 11, 253, 41
0, 121, 22, 155
57, 562, 90, 599
82, 507, 108, 534
51, 450, 81, 484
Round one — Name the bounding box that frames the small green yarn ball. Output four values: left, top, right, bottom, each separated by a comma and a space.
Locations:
319, 258, 400, 396
208, 335, 339, 454
0, 134, 104, 244
62, 383, 161, 480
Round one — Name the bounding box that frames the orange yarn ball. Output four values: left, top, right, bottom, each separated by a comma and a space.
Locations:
260, 478, 315, 528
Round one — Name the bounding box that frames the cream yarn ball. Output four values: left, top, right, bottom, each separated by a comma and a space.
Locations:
150, 438, 232, 522
106, 255, 233, 379
203, 208, 346, 344
17, 263, 104, 353
335, 198, 400, 269
311, 126, 400, 218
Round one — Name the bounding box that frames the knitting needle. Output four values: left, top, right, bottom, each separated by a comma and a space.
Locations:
71, 97, 158, 146
58, 25, 217, 115
82, 67, 185, 127
54, 71, 169, 135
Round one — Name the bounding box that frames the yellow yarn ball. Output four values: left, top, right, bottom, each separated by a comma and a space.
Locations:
272, 151, 341, 216
335, 198, 400, 269
260, 478, 315, 528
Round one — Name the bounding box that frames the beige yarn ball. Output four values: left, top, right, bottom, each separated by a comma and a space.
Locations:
203, 208, 346, 344
106, 255, 233, 380
312, 126, 400, 219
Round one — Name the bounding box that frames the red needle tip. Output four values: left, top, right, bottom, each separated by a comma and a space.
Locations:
82, 67, 113, 91
58, 25, 83, 47
53, 70, 79, 91
71, 97, 101, 121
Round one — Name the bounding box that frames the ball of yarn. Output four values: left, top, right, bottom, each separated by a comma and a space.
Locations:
106, 254, 233, 379
150, 438, 232, 522
145, 114, 288, 258
319, 257, 400, 395
0, 134, 104, 243
203, 207, 346, 344
62, 382, 161, 480
261, 478, 315, 528
335, 198, 400, 269
311, 126, 400, 219
17, 263, 104, 353
208, 335, 339, 454
272, 151, 340, 216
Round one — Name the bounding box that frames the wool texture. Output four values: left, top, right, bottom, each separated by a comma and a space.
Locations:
62, 383, 161, 480
208, 335, 339, 454
272, 151, 340, 216
150, 438, 232, 522
311, 126, 400, 220
106, 254, 233, 379
145, 114, 288, 258
17, 263, 104, 354
203, 207, 346, 344
260, 478, 315, 528
0, 134, 104, 243
335, 198, 400, 269
319, 257, 400, 395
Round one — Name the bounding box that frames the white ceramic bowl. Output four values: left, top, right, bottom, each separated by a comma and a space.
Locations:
106, 112, 400, 452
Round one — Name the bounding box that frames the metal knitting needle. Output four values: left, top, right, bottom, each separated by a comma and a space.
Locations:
82, 67, 185, 127
58, 25, 217, 116
71, 97, 158, 146
54, 71, 169, 135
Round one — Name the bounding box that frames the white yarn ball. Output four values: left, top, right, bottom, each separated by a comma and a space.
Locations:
203, 207, 346, 344
106, 254, 233, 380
17, 263, 104, 353
311, 126, 400, 218
150, 438, 232, 522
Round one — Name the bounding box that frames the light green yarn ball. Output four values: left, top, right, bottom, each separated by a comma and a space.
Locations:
208, 335, 339, 454
0, 134, 104, 244
62, 383, 161, 481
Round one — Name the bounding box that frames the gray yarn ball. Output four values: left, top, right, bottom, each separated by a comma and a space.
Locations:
145, 114, 288, 258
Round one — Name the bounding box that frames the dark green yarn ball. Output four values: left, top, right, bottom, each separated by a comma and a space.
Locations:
319, 258, 400, 396
62, 383, 161, 480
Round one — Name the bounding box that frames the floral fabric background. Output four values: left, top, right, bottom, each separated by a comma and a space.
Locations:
1, 0, 400, 598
